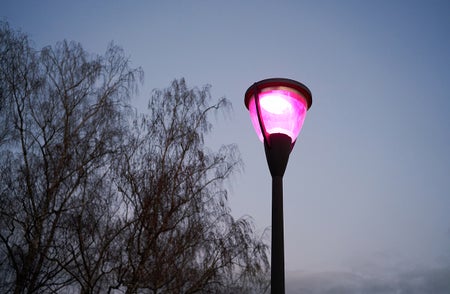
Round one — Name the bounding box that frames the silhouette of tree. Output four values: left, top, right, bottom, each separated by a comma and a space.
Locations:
113, 79, 269, 293
0, 22, 269, 293
0, 22, 141, 293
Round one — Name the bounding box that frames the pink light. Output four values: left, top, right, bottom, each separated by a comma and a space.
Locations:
248, 89, 308, 142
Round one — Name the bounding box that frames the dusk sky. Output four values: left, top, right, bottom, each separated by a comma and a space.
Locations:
2, 1, 450, 292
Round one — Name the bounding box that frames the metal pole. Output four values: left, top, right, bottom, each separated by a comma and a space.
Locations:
271, 175, 285, 294
264, 133, 291, 294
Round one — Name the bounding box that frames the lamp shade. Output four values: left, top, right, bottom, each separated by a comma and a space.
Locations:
245, 78, 312, 143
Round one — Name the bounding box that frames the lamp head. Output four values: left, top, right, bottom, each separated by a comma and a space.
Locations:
245, 78, 312, 145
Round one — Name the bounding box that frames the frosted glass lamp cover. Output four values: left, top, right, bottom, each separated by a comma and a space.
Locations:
245, 78, 312, 143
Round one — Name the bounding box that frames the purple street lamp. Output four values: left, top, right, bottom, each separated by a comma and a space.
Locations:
244, 78, 312, 294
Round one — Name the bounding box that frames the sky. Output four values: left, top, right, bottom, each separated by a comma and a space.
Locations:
2, 0, 450, 292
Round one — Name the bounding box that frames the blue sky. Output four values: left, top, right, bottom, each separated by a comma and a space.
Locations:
2, 0, 450, 292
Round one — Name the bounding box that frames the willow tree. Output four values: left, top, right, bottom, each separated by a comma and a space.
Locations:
113, 79, 269, 293
0, 22, 268, 294
0, 22, 142, 293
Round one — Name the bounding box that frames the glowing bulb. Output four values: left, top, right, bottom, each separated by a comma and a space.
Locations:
259, 94, 292, 114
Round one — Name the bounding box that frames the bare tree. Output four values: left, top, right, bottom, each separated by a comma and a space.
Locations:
113, 79, 269, 293
0, 22, 142, 293
0, 22, 268, 293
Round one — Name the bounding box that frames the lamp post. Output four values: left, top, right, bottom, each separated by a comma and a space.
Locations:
244, 78, 312, 294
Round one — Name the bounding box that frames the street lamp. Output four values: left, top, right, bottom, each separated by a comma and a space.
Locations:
244, 78, 312, 294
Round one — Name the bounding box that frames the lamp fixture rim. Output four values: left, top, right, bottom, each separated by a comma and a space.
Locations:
244, 78, 312, 110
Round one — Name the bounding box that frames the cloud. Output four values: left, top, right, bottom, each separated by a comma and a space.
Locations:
285, 265, 450, 294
